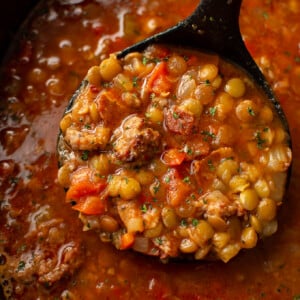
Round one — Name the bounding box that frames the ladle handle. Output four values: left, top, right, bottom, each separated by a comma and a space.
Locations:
119, 0, 243, 58
180, 0, 243, 56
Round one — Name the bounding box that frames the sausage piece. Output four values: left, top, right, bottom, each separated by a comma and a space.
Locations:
112, 115, 161, 163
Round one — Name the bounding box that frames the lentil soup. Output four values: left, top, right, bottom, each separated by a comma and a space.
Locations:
0, 0, 300, 299
57, 43, 291, 262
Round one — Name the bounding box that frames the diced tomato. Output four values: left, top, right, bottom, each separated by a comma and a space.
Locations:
145, 61, 171, 94
164, 168, 191, 206
120, 232, 135, 250
72, 195, 106, 215
66, 180, 107, 202
161, 148, 186, 166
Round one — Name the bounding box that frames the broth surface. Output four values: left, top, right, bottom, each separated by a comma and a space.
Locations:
1, 0, 300, 299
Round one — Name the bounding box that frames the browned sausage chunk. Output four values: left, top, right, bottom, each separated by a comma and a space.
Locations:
112, 115, 161, 163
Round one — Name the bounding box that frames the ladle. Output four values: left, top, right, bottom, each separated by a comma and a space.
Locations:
56, 0, 292, 260
58, 0, 291, 166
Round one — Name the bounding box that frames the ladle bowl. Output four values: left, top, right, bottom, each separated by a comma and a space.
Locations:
57, 0, 292, 261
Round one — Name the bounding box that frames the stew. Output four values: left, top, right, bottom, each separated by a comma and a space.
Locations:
57, 44, 291, 262
1, 0, 300, 299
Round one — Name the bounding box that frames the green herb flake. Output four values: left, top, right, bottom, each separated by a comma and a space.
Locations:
262, 11, 269, 19
81, 150, 90, 161
164, 176, 170, 184
173, 112, 179, 119
141, 204, 148, 213
17, 261, 26, 271
254, 131, 267, 149
293, 295, 300, 300
142, 56, 149, 65
192, 219, 199, 226
205, 79, 211, 85
207, 159, 215, 171
209, 106, 217, 116
183, 145, 193, 155
17, 244, 27, 254
155, 237, 163, 245
153, 182, 161, 194
132, 76, 138, 87
84, 124, 91, 129
180, 219, 188, 227
201, 130, 216, 141
152, 57, 161, 64
247, 107, 256, 116
295, 56, 300, 63
183, 176, 191, 184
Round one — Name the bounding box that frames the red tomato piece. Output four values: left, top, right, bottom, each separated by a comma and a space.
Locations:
164, 168, 191, 206
161, 148, 186, 166
72, 195, 106, 215
66, 180, 107, 202
120, 232, 135, 250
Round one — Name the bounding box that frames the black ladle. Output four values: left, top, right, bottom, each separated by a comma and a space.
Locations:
58, 0, 291, 163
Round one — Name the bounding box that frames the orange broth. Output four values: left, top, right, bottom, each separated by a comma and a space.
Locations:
0, 0, 300, 299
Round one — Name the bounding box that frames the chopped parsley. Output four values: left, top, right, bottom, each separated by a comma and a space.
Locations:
201, 130, 216, 141
262, 11, 269, 19
84, 123, 91, 129
254, 131, 267, 149
132, 76, 138, 87
17, 244, 27, 254
183, 176, 191, 184
209, 106, 217, 116
164, 176, 170, 183
142, 56, 149, 65
81, 150, 90, 161
180, 219, 188, 227
247, 107, 256, 116
207, 159, 215, 171
141, 204, 148, 213
192, 219, 199, 226
155, 237, 163, 245
173, 112, 179, 119
17, 260, 26, 271
183, 145, 193, 155
153, 181, 161, 194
